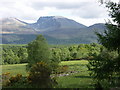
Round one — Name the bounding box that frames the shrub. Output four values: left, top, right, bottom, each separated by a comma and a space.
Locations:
27, 62, 57, 88
2, 73, 23, 87
2, 72, 11, 86
9, 74, 22, 84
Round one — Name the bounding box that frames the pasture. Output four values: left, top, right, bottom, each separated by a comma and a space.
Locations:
2, 60, 95, 88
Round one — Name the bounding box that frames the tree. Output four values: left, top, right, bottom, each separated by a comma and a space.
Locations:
69, 45, 78, 59
18, 48, 28, 63
51, 48, 61, 62
4, 50, 19, 64
96, 2, 120, 54
88, 1, 120, 88
26, 35, 58, 87
60, 48, 71, 61
27, 35, 51, 70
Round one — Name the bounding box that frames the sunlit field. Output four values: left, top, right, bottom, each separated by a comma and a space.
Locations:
2, 60, 95, 88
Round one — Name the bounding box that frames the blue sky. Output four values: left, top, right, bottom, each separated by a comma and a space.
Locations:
0, 0, 119, 26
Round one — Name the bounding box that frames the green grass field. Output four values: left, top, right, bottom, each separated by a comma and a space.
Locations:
2, 60, 95, 88
2, 63, 27, 76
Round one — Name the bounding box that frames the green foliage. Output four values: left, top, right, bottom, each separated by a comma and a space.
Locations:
27, 35, 51, 69
69, 45, 78, 59
26, 35, 58, 88
88, 49, 118, 79
106, 2, 120, 25
60, 48, 71, 61
51, 48, 61, 62
18, 48, 28, 63
88, 48, 120, 88
96, 2, 120, 53
88, 1, 120, 88
2, 43, 102, 65
51, 43, 101, 62
2, 44, 28, 64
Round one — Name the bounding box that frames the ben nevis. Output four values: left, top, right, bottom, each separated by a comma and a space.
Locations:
1, 16, 106, 44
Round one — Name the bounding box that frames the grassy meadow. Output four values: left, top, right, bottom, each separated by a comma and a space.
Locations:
2, 63, 27, 76
2, 60, 95, 88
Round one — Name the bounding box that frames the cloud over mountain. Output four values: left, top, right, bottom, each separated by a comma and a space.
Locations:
0, 0, 110, 26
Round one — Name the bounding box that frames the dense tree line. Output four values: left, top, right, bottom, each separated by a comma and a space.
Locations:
2, 43, 102, 65
2, 45, 28, 64
51, 43, 102, 61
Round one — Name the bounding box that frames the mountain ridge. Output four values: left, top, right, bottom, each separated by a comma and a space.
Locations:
1, 16, 106, 44
28, 16, 87, 32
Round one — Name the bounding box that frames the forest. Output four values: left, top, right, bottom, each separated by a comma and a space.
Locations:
2, 43, 102, 65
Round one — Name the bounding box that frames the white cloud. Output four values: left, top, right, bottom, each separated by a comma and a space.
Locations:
0, 0, 118, 26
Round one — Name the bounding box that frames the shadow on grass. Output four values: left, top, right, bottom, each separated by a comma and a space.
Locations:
74, 76, 93, 79
65, 84, 94, 89
67, 64, 85, 66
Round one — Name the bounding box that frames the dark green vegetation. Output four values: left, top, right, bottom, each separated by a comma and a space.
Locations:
88, 1, 120, 89
26, 35, 58, 88
27, 35, 51, 69
2, 43, 102, 65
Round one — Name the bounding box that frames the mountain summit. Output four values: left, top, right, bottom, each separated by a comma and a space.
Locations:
29, 16, 87, 32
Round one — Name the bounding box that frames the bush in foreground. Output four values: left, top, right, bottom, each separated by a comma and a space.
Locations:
27, 62, 57, 88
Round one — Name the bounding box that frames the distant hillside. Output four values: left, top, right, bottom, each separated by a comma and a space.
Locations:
88, 23, 106, 32
1, 16, 106, 44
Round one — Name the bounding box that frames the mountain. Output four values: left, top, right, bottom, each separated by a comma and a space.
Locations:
29, 16, 87, 32
88, 23, 106, 32
0, 17, 36, 34
1, 16, 106, 44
